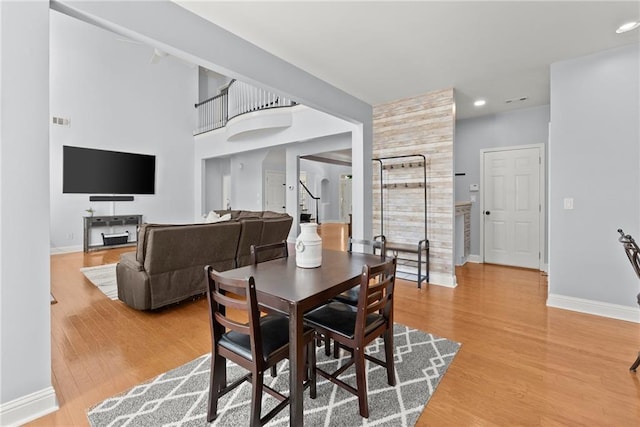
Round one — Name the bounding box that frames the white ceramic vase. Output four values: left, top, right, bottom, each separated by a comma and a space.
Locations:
295, 223, 322, 268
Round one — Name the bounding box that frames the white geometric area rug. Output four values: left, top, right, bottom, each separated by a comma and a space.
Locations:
87, 324, 461, 427
80, 263, 118, 300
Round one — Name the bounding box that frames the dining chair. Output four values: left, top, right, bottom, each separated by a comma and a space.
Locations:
617, 229, 640, 372
250, 240, 288, 264
250, 240, 289, 377
205, 266, 316, 425
304, 257, 397, 418
333, 235, 386, 306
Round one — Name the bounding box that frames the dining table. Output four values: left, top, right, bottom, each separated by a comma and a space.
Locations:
218, 247, 385, 426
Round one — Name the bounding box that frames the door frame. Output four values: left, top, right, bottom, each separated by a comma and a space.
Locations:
479, 143, 546, 270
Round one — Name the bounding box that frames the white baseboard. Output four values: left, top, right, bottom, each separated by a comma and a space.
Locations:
429, 272, 457, 288
467, 254, 482, 263
0, 386, 58, 427
50, 245, 82, 254
460, 255, 548, 273
547, 293, 640, 323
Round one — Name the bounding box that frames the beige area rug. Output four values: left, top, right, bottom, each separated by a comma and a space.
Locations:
80, 263, 118, 300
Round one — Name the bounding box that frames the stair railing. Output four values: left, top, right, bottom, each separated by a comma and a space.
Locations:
194, 91, 228, 135
299, 180, 320, 225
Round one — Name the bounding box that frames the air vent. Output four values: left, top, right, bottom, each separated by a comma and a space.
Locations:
52, 116, 70, 126
504, 96, 528, 104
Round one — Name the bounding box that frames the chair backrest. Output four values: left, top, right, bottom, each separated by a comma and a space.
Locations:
205, 266, 264, 365
348, 235, 386, 256
618, 229, 640, 279
250, 240, 289, 265
354, 257, 397, 340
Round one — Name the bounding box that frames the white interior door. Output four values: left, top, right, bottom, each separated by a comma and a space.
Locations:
264, 170, 286, 212
483, 147, 541, 269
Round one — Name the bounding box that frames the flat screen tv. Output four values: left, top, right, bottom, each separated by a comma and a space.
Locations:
63, 146, 155, 194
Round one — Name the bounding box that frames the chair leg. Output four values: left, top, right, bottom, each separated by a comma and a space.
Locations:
207, 354, 226, 422
354, 347, 369, 418
249, 370, 264, 427
630, 352, 640, 372
308, 340, 317, 399
384, 328, 396, 386
270, 364, 277, 377
324, 334, 332, 356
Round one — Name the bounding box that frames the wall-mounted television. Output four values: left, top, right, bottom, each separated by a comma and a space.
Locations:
63, 146, 156, 194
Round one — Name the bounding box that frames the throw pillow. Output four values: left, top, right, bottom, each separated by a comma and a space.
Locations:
205, 211, 231, 223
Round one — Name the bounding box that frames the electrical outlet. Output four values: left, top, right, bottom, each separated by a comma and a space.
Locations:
67, 232, 74, 241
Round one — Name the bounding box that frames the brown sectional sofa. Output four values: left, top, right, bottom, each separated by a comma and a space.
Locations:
116, 210, 292, 310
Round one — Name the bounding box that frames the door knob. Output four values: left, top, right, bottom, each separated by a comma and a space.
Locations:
485, 211, 491, 215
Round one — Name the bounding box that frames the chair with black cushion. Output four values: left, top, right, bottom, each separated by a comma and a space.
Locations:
205, 266, 316, 425
304, 257, 397, 418
250, 240, 288, 265
333, 235, 386, 306
617, 229, 640, 372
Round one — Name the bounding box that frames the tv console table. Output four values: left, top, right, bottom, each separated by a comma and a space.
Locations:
83, 214, 142, 252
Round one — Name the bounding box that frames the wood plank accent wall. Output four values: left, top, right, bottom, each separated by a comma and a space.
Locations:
373, 88, 455, 283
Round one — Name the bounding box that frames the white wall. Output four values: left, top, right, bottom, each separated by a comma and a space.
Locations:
230, 150, 269, 211
49, 10, 198, 251
455, 105, 550, 259
548, 43, 640, 321
0, 1, 58, 424
198, 68, 231, 102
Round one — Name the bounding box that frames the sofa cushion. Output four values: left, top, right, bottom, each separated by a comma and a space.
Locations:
120, 251, 144, 271
236, 210, 262, 219
136, 223, 163, 264
261, 210, 288, 219
143, 221, 241, 274
235, 219, 264, 268
260, 216, 294, 246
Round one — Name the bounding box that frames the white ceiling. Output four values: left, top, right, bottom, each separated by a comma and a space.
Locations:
175, 1, 640, 119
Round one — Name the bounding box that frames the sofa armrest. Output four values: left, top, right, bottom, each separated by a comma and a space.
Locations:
119, 251, 144, 272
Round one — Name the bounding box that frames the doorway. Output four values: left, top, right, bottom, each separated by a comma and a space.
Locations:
339, 174, 352, 223
480, 145, 545, 269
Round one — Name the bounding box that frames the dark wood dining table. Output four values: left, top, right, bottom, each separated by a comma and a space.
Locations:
218, 248, 384, 426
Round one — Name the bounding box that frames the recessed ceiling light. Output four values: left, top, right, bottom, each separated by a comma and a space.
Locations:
616, 21, 640, 34
504, 96, 528, 104
474, 99, 486, 107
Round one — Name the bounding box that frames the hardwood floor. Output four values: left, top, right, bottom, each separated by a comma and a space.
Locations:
32, 224, 640, 426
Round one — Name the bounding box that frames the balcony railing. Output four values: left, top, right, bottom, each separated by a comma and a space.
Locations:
194, 80, 296, 136
194, 92, 228, 135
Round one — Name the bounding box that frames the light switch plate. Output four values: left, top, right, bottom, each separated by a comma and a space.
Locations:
469, 184, 479, 192
563, 198, 574, 210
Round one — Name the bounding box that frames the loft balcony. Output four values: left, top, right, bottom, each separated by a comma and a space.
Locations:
194, 80, 296, 139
